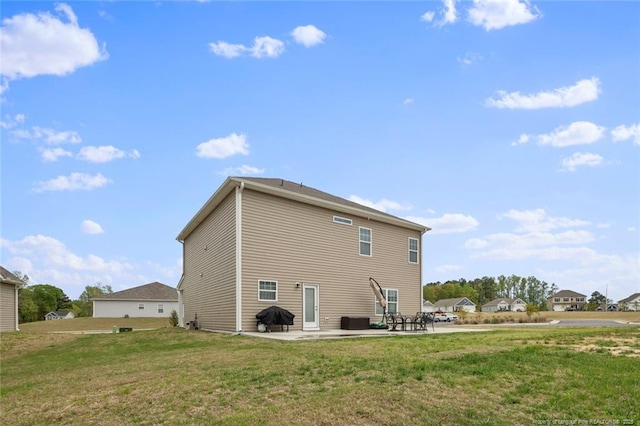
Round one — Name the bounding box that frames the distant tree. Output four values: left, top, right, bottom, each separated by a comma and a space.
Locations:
587, 291, 606, 310
74, 283, 114, 317
30, 284, 71, 320
525, 303, 539, 318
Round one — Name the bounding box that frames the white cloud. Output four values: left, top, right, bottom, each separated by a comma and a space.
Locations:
0, 113, 25, 129
12, 126, 82, 144
196, 133, 249, 159
40, 147, 73, 162
421, 11, 436, 22
512, 134, 530, 146
435, 264, 462, 274
486, 77, 601, 109
33, 172, 112, 192
210, 36, 285, 59
628, 227, 637, 232
536, 121, 606, 147
0, 3, 107, 88
561, 152, 603, 172
250, 36, 285, 58
220, 165, 265, 176
209, 41, 247, 58
291, 25, 327, 47
467, 0, 541, 31
438, 0, 459, 27
0, 234, 138, 298
611, 123, 640, 146
457, 52, 483, 66
499, 209, 591, 233
81, 220, 104, 235
402, 98, 415, 105
406, 213, 479, 235
349, 195, 412, 213
76, 145, 140, 163
466, 230, 595, 259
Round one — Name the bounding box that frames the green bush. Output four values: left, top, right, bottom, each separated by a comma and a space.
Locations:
169, 310, 179, 327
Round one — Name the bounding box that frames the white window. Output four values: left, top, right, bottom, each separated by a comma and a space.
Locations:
158, 304, 164, 314
359, 227, 372, 256
138, 303, 145, 310
258, 280, 277, 301
408, 237, 419, 264
333, 216, 352, 225
375, 289, 398, 315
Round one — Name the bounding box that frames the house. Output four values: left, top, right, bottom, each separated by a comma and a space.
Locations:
595, 303, 617, 312
0, 266, 21, 332
176, 177, 429, 332
547, 290, 587, 311
422, 300, 435, 313
433, 297, 476, 313
618, 293, 640, 311
482, 298, 527, 313
92, 282, 178, 318
44, 310, 75, 320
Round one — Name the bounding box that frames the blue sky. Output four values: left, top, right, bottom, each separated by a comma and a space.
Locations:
1, 1, 638, 302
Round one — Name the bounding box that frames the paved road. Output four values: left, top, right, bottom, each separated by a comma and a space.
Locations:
555, 320, 637, 327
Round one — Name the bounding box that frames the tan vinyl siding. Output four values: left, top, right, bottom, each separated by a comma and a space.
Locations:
182, 192, 236, 331
1, 283, 17, 332
241, 189, 422, 331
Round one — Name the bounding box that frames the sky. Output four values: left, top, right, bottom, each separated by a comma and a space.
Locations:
1, 1, 638, 302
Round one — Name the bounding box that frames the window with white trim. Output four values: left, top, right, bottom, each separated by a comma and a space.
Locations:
408, 237, 419, 264
333, 216, 352, 225
158, 304, 164, 314
138, 303, 145, 310
359, 227, 372, 256
376, 289, 398, 315
258, 280, 278, 301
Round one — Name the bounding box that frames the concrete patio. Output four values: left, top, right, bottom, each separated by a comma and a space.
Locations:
242, 326, 492, 341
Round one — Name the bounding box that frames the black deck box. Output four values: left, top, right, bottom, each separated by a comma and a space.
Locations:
340, 316, 370, 330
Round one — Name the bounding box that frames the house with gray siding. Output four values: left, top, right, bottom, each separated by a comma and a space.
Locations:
482, 298, 527, 313
0, 266, 21, 332
176, 177, 429, 333
92, 282, 178, 318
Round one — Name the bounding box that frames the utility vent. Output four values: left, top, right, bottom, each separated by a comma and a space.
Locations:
333, 216, 353, 225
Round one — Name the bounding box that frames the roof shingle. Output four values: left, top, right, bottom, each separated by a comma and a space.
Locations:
92, 282, 177, 301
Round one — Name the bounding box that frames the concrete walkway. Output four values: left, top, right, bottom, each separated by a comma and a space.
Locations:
242, 326, 492, 341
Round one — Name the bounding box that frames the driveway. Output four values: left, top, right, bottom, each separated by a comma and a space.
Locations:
554, 320, 638, 327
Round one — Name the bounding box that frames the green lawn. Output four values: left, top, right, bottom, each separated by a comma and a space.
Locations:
1, 324, 638, 425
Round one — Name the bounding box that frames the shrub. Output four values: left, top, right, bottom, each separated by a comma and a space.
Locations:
169, 310, 179, 327
491, 317, 501, 324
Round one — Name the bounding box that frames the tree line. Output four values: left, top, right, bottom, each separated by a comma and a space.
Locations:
423, 275, 559, 311
13, 271, 113, 323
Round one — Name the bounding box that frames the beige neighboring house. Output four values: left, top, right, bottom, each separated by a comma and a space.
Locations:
547, 290, 587, 311
176, 177, 429, 332
44, 310, 75, 321
422, 300, 435, 313
92, 282, 178, 318
618, 293, 640, 311
433, 297, 476, 313
0, 266, 21, 332
482, 298, 527, 313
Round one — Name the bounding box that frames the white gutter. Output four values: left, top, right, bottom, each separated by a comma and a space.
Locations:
15, 285, 19, 331
235, 181, 244, 332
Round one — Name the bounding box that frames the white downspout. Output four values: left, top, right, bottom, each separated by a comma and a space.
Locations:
15, 285, 20, 331
235, 182, 244, 332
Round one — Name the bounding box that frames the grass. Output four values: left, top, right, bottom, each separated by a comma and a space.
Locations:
1, 320, 639, 425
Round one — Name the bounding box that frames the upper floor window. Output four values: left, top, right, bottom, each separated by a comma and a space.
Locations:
554, 298, 560, 302
359, 227, 372, 256
158, 304, 164, 314
258, 280, 277, 301
408, 237, 419, 264
333, 216, 352, 225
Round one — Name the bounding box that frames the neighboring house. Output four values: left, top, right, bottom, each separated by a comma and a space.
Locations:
482, 298, 527, 313
422, 300, 435, 313
433, 297, 476, 313
176, 177, 429, 332
0, 266, 21, 332
45, 310, 75, 321
92, 282, 178, 318
595, 303, 617, 312
618, 293, 640, 311
547, 290, 587, 311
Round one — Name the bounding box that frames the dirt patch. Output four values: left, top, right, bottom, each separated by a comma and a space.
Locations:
568, 344, 640, 357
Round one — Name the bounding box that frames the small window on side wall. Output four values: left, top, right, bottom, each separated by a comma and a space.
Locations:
359, 227, 372, 256
138, 303, 145, 310
158, 304, 164, 314
408, 237, 419, 264
258, 280, 277, 301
